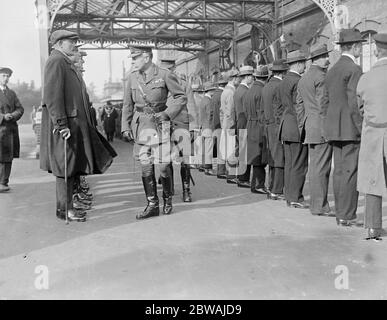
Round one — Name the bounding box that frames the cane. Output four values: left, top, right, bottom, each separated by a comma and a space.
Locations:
64, 136, 69, 225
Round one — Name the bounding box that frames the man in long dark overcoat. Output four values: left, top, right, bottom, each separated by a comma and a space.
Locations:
40, 30, 117, 222
262, 60, 289, 200
242, 66, 269, 194
277, 50, 308, 208
0, 67, 24, 192
325, 29, 365, 226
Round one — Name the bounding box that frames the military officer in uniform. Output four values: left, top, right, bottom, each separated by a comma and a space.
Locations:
242, 65, 269, 194
325, 29, 365, 227
0, 67, 24, 192
262, 60, 289, 200
159, 58, 193, 202
122, 47, 186, 219
297, 44, 335, 216
277, 50, 309, 208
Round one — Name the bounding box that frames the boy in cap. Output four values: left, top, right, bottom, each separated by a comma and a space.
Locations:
0, 67, 24, 192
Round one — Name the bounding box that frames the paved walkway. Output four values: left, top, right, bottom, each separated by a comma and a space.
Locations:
0, 125, 387, 299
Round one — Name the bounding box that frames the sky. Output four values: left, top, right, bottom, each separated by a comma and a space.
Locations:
0, 0, 132, 96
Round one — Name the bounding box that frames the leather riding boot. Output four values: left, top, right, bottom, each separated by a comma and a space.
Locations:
168, 162, 175, 196
160, 176, 173, 215
181, 164, 192, 202
137, 176, 159, 220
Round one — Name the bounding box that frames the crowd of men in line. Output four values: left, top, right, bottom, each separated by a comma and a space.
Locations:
1, 27, 387, 240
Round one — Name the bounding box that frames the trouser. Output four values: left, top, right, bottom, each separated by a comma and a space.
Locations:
365, 194, 383, 229
0, 162, 12, 186
331, 141, 360, 221
200, 130, 214, 169
308, 143, 333, 214
283, 141, 308, 202
106, 132, 114, 141
251, 165, 266, 189
269, 166, 284, 194
238, 164, 251, 182
56, 176, 74, 212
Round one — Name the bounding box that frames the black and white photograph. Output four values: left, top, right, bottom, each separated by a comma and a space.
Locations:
1, 0, 387, 304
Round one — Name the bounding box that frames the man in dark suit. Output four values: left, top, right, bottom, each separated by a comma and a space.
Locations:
262, 60, 289, 200
325, 29, 365, 227
297, 44, 335, 217
0, 67, 24, 192
277, 50, 308, 208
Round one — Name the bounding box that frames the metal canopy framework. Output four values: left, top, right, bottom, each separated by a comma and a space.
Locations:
46, 0, 276, 52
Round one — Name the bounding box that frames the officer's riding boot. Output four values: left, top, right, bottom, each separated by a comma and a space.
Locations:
180, 164, 192, 202
160, 176, 173, 215
169, 162, 175, 196
137, 176, 159, 220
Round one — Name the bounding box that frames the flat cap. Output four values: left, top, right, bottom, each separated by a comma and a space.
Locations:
309, 43, 331, 59
286, 50, 307, 64
0, 67, 13, 75
254, 65, 269, 78
50, 30, 79, 45
129, 46, 153, 58
336, 28, 366, 44
239, 65, 254, 76
374, 33, 387, 49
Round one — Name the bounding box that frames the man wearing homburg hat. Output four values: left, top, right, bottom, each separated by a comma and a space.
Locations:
357, 33, 387, 240
0, 67, 24, 192
41, 30, 116, 222
262, 59, 289, 200
122, 47, 186, 219
277, 50, 308, 209
242, 65, 269, 194
297, 44, 335, 217
159, 58, 193, 202
325, 29, 365, 227
198, 81, 217, 176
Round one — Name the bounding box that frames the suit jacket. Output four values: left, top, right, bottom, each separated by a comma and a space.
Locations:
296, 65, 329, 144
235, 83, 250, 130
0, 87, 24, 162
277, 71, 302, 142
325, 55, 363, 141
199, 95, 213, 131
220, 83, 236, 130
357, 59, 387, 196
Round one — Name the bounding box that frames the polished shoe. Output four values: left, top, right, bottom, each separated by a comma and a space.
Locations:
287, 201, 309, 209
251, 187, 268, 194
267, 192, 285, 200
226, 178, 238, 184
336, 218, 363, 227
204, 169, 216, 176
137, 176, 160, 220
56, 209, 87, 222
237, 181, 250, 188
217, 174, 227, 179
314, 211, 336, 217
366, 228, 383, 241
0, 184, 10, 193
73, 200, 92, 211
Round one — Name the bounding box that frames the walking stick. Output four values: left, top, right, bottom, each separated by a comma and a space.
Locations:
64, 136, 69, 225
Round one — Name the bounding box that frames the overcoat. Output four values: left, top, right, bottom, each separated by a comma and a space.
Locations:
0, 88, 24, 162
235, 83, 250, 130
102, 108, 118, 134
199, 95, 213, 132
40, 50, 117, 177
262, 77, 284, 167
211, 88, 223, 130
296, 64, 329, 144
220, 83, 236, 130
242, 80, 268, 165
357, 58, 387, 197
325, 55, 363, 141
277, 71, 302, 142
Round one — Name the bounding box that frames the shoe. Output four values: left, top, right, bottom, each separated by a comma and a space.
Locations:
0, 184, 10, 193
73, 200, 92, 210
267, 192, 285, 200
56, 209, 87, 222
237, 181, 250, 188
336, 218, 363, 228
217, 174, 227, 179
251, 187, 268, 194
314, 211, 336, 217
226, 178, 238, 184
204, 169, 216, 176
181, 165, 192, 203
366, 228, 383, 241
287, 201, 309, 209
160, 176, 173, 214
137, 176, 160, 220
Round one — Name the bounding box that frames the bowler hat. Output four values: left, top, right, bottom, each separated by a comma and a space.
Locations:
203, 81, 216, 92
239, 65, 254, 76
129, 46, 153, 58
270, 59, 289, 72
286, 50, 307, 64
50, 30, 79, 45
309, 43, 331, 59
254, 65, 269, 78
336, 28, 366, 44
374, 33, 387, 49
0, 67, 13, 76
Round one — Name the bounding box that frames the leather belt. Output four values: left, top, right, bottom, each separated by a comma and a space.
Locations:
136, 105, 167, 114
